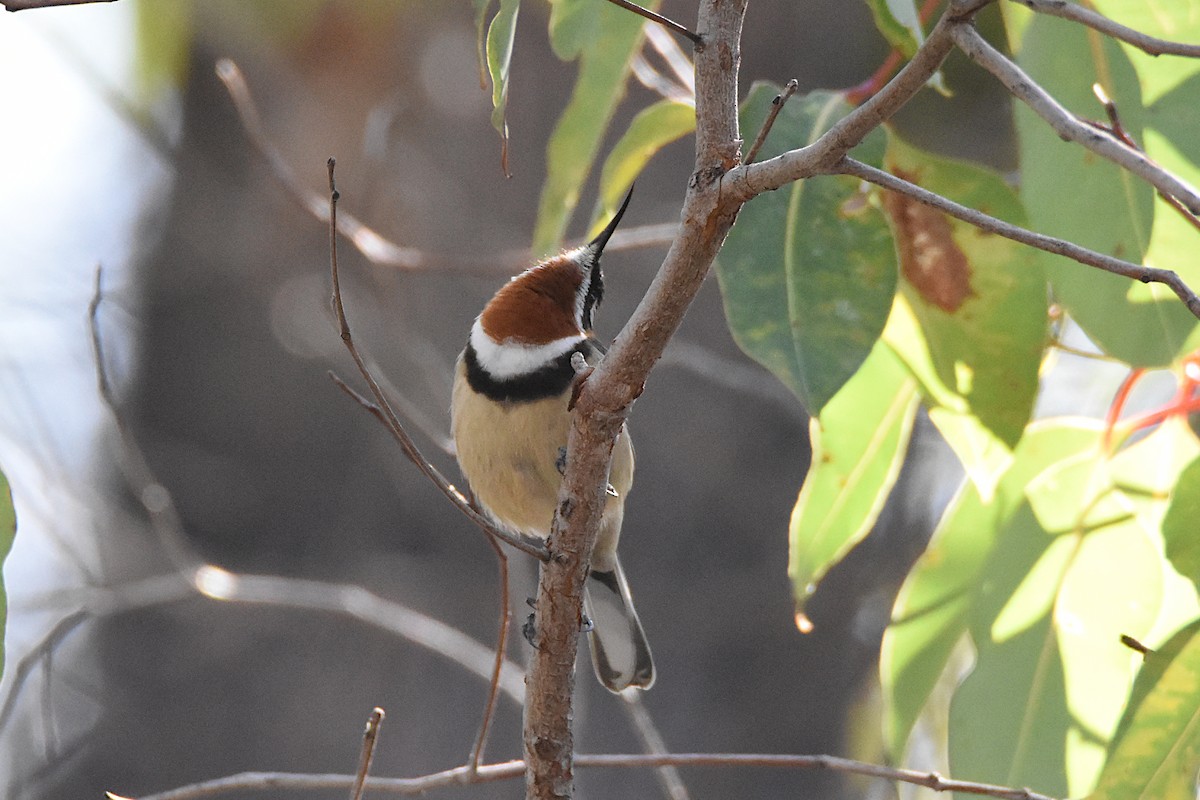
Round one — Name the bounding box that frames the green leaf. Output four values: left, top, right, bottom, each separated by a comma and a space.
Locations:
1162, 455, 1200, 589
0, 472, 13, 681
865, 0, 923, 56
1012, 13, 1194, 366
789, 343, 919, 617
484, 0, 521, 175
949, 420, 1191, 797
532, 0, 652, 254
881, 421, 1100, 756
595, 98, 695, 227
1091, 619, 1200, 800
863, 0, 947, 93
718, 84, 898, 414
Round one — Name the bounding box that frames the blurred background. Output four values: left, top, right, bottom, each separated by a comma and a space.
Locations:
0, 2, 1014, 797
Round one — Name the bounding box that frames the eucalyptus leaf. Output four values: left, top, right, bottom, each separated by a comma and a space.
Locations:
718, 84, 897, 414
788, 343, 918, 617
532, 0, 653, 254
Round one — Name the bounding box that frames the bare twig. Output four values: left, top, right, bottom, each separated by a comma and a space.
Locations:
89, 267, 199, 573
1089, 84, 1200, 235
603, 0, 701, 45
325, 158, 549, 561
466, 537, 510, 776
1009, 0, 1200, 57
350, 708, 385, 800
114, 752, 1059, 800
835, 157, 1200, 319
728, 9, 960, 198
742, 79, 799, 165
950, 23, 1200, 215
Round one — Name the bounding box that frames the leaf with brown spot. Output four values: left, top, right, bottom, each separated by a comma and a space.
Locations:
883, 170, 974, 313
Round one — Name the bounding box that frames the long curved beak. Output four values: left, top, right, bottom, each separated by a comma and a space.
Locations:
587, 184, 635, 257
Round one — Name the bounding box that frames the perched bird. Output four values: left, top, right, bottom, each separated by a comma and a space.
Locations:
450, 190, 654, 692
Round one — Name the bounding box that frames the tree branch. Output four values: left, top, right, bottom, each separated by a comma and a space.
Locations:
1009, 0, 1200, 58
728, 6, 962, 199
835, 157, 1200, 318
521, 2, 747, 798
113, 753, 1059, 800
950, 23, 1200, 215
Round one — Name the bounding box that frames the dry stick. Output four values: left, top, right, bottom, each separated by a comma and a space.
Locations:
350, 708, 386, 800
120, 753, 1059, 800
1009, 0, 1200, 57
324, 158, 548, 562
742, 79, 799, 165
603, 0, 701, 45
950, 23, 1200, 216
835, 157, 1200, 319
214, 58, 674, 274
466, 537, 510, 777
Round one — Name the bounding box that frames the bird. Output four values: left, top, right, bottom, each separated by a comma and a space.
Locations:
450, 189, 654, 692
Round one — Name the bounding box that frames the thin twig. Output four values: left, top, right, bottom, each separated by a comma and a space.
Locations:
742, 79, 798, 165
89, 267, 199, 573
1089, 84, 1200, 235
325, 158, 549, 561
466, 537, 510, 776
950, 23, 1200, 215
350, 708, 385, 800
728, 8, 961, 199
603, 0, 701, 45
113, 752, 1059, 800
1008, 0, 1200, 57
835, 157, 1200, 319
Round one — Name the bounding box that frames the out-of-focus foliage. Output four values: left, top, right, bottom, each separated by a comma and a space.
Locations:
0, 472, 14, 681
491, 2, 1200, 797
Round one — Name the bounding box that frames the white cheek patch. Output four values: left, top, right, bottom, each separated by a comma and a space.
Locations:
470, 318, 585, 380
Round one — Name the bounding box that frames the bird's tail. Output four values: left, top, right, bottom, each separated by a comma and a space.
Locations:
584, 560, 655, 692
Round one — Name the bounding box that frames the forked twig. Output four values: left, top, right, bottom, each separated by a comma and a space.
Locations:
950, 23, 1200, 215
325, 158, 548, 561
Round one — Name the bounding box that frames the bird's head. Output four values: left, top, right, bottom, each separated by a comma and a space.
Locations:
468, 188, 633, 381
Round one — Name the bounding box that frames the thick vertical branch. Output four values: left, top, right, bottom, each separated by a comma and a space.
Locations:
520, 2, 747, 799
